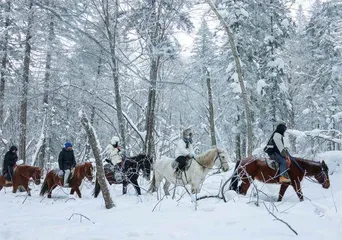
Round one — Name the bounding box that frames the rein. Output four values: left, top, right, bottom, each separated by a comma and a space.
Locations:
17, 167, 40, 182
291, 158, 327, 185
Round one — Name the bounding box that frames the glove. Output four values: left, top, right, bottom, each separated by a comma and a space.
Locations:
280, 149, 289, 157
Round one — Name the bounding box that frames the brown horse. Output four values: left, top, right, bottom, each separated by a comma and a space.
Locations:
40, 162, 93, 198
229, 156, 330, 202
0, 165, 43, 196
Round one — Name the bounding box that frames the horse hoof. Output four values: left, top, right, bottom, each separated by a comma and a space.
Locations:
48, 195, 51, 199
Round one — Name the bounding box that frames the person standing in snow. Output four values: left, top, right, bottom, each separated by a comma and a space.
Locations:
264, 123, 292, 183
2, 145, 18, 184
58, 142, 76, 187
174, 128, 195, 176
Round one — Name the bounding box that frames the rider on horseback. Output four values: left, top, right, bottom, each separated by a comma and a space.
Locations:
58, 142, 76, 187
102, 136, 123, 182
264, 123, 291, 184
174, 128, 195, 177
1, 145, 18, 184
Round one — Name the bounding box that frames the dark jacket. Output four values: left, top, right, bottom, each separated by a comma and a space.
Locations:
264, 124, 287, 156
2, 146, 18, 174
58, 148, 76, 170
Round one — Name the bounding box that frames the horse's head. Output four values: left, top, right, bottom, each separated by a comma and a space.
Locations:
315, 160, 330, 189
83, 162, 94, 181
216, 149, 230, 172
33, 167, 43, 185
137, 154, 152, 180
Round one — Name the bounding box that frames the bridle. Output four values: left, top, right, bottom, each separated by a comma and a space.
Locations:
82, 164, 93, 179
194, 148, 226, 170
18, 167, 42, 183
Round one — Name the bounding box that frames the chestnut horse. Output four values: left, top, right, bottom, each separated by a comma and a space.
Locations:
40, 162, 93, 198
229, 156, 330, 201
0, 165, 43, 196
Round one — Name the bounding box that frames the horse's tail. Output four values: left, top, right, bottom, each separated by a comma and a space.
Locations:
148, 171, 156, 193
93, 177, 101, 198
40, 177, 48, 196
229, 160, 240, 192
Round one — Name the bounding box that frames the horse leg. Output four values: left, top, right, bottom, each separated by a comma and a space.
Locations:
131, 176, 141, 195
70, 188, 75, 195
48, 185, 57, 198
292, 180, 304, 201
12, 183, 18, 194
277, 184, 289, 202
21, 181, 31, 196
239, 180, 250, 195
163, 179, 171, 196
74, 187, 82, 198
122, 180, 128, 195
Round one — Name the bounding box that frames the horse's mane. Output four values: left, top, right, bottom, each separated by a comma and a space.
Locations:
294, 157, 322, 169
196, 148, 217, 167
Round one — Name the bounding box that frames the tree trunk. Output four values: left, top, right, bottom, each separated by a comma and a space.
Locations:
103, 0, 126, 149
206, 0, 253, 156
145, 58, 160, 156
80, 112, 114, 209
0, 0, 11, 127
205, 68, 217, 147
235, 114, 241, 161
145, 0, 161, 157
19, 1, 33, 162
39, 4, 55, 168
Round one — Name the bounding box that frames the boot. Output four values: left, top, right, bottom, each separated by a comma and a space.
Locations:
279, 176, 291, 183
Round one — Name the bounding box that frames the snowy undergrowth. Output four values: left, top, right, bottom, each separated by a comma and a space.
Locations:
1, 153, 342, 240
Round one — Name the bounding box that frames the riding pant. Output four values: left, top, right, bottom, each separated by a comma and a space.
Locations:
64, 169, 71, 186
272, 152, 287, 177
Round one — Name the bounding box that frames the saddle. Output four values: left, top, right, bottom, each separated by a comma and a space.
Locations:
265, 158, 279, 171
104, 163, 124, 183
172, 157, 192, 179
55, 168, 75, 186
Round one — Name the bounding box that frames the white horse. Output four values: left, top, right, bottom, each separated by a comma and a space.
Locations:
149, 148, 229, 198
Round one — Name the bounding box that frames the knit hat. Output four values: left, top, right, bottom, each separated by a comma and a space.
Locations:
65, 142, 72, 148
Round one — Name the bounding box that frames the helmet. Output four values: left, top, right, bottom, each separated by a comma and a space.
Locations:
110, 136, 120, 145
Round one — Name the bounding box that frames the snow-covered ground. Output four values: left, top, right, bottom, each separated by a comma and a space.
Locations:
1, 152, 342, 240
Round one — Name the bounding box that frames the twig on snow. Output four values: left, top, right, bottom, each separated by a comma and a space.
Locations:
263, 202, 298, 236
67, 213, 95, 224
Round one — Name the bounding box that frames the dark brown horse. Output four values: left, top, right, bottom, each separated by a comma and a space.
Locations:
229, 156, 330, 201
0, 165, 43, 196
40, 162, 93, 198
93, 154, 152, 197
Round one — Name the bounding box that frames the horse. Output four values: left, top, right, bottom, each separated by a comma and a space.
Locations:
0, 165, 43, 196
149, 148, 230, 198
93, 153, 152, 197
40, 162, 94, 198
229, 156, 330, 202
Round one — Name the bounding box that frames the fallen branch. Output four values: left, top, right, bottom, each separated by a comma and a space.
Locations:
263, 202, 298, 235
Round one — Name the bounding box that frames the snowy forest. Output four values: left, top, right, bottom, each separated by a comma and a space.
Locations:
0, 0, 341, 167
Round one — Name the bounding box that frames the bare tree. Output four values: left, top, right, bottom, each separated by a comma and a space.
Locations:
144, 0, 162, 157
206, 0, 253, 156
204, 68, 217, 147
80, 111, 114, 209
0, 0, 11, 128
38, 0, 55, 168
19, 0, 34, 162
